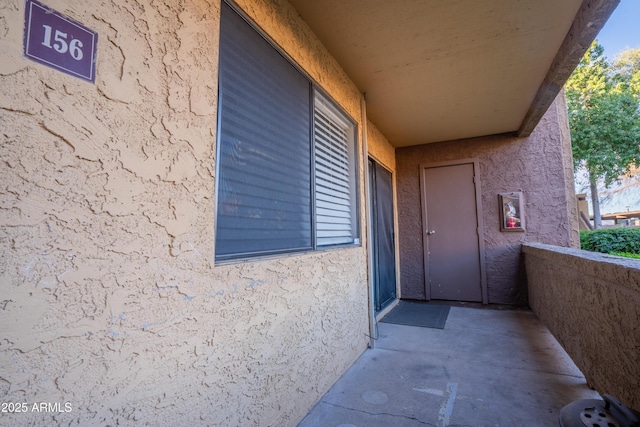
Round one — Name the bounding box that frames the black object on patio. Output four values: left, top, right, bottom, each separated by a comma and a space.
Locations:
559, 394, 640, 427
380, 301, 450, 329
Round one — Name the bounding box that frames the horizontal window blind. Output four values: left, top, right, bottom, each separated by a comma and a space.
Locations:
314, 96, 357, 246
216, 2, 312, 260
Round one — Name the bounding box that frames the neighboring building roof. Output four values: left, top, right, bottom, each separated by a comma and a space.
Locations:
288, 0, 619, 147
602, 210, 640, 221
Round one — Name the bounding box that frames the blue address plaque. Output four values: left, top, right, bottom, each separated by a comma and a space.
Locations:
24, 0, 98, 83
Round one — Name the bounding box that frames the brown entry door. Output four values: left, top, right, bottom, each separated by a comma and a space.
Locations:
421, 162, 484, 302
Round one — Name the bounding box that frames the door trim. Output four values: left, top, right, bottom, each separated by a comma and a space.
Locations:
419, 159, 488, 304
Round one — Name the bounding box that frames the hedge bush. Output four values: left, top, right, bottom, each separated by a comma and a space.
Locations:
579, 228, 640, 255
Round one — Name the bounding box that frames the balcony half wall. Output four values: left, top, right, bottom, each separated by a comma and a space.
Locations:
523, 242, 640, 410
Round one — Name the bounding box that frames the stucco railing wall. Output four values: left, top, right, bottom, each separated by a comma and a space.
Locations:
523, 243, 640, 410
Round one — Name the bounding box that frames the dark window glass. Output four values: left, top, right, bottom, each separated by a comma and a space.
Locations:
216, 2, 312, 260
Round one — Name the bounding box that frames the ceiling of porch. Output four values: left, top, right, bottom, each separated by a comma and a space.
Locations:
288, 0, 618, 147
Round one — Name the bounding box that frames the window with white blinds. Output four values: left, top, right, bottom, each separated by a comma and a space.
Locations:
215, 1, 358, 262
314, 94, 358, 246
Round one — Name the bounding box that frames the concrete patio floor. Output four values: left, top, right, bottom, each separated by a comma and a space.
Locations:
298, 305, 601, 427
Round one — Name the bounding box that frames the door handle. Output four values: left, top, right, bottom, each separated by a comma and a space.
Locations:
427, 230, 436, 235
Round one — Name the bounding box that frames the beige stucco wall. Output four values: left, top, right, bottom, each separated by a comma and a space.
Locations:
396, 92, 578, 304
0, 0, 370, 425
524, 243, 640, 410
367, 119, 395, 173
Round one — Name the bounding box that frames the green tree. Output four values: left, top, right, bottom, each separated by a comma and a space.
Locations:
565, 42, 640, 228
612, 47, 640, 95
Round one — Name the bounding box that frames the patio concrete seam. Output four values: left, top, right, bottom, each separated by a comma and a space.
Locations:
319, 400, 437, 426
373, 346, 587, 378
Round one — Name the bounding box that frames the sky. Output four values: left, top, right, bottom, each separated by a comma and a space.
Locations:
594, 0, 640, 58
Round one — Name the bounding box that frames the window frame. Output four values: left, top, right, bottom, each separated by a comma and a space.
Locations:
214, 1, 360, 263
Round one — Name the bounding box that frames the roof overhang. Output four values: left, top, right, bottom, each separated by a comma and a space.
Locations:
287, 0, 619, 147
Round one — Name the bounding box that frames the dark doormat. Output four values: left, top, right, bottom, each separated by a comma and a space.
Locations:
380, 301, 450, 329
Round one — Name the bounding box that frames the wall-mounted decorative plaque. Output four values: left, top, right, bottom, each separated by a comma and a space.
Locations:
499, 192, 525, 232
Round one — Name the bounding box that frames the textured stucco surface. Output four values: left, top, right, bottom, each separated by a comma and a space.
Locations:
0, 0, 369, 425
367, 119, 395, 173
524, 243, 640, 410
554, 90, 581, 249
396, 93, 578, 304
